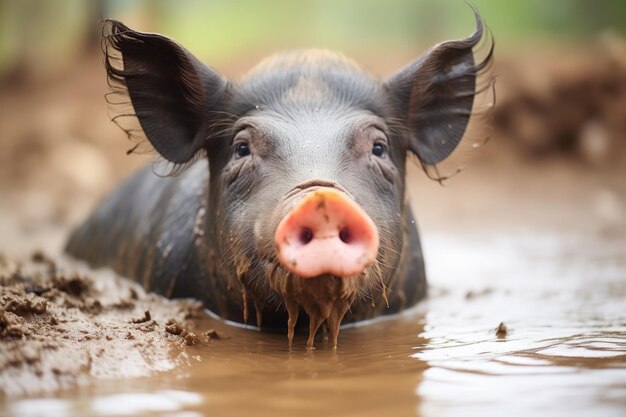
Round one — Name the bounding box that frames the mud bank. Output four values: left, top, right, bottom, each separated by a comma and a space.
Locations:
0, 252, 215, 397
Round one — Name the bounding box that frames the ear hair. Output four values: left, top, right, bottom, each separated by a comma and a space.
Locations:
385, 8, 494, 167
102, 20, 235, 165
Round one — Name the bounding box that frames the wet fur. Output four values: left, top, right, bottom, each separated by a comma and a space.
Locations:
67, 10, 493, 341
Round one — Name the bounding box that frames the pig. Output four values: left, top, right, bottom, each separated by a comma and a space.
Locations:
66, 10, 493, 348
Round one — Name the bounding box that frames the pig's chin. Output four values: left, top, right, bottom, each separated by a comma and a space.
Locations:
265, 260, 376, 349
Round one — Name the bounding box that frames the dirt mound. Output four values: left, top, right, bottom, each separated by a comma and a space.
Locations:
0, 251, 210, 397
492, 36, 626, 162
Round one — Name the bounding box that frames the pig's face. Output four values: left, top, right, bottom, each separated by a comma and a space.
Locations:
103, 11, 492, 346
209, 60, 406, 329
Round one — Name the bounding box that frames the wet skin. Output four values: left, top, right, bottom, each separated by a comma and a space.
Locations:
66, 11, 493, 347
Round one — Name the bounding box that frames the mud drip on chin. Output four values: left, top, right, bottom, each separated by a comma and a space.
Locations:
285, 294, 355, 349
307, 313, 325, 349
253, 299, 263, 328
285, 298, 299, 348
375, 261, 389, 308
237, 272, 250, 325
267, 264, 359, 348
311, 300, 354, 348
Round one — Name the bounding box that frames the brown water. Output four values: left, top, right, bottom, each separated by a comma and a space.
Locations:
3, 161, 626, 417
4, 229, 625, 417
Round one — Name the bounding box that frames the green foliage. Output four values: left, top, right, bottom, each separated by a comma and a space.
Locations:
2, 0, 626, 77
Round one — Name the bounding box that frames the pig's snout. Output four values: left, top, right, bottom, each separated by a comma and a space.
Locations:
275, 188, 379, 278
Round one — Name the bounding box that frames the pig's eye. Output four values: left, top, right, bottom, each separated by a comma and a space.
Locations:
372, 142, 385, 157
234, 142, 251, 158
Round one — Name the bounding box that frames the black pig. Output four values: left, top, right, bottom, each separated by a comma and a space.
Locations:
66, 11, 493, 347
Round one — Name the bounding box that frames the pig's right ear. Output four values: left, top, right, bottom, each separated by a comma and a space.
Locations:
103, 20, 230, 164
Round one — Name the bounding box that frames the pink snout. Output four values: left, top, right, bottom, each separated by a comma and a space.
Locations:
275, 188, 379, 278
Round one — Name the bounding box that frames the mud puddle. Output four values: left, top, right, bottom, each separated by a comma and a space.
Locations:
2, 160, 625, 417
2, 40, 626, 416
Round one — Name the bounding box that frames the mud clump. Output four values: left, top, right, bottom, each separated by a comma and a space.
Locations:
0, 252, 209, 397
164, 319, 201, 346
3, 293, 47, 316
496, 322, 508, 338
165, 319, 184, 335
182, 331, 200, 346
131, 310, 151, 324
492, 38, 626, 162
205, 329, 221, 340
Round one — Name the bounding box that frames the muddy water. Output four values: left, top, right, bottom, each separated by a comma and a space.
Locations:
3, 161, 626, 417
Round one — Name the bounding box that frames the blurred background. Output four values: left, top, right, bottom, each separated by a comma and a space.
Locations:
0, 0, 625, 256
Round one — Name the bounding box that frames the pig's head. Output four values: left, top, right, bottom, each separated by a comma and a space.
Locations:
104, 11, 492, 347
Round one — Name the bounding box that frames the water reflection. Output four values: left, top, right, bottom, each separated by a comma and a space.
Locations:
8, 391, 203, 417
4, 229, 626, 417
165, 314, 429, 417
414, 231, 626, 417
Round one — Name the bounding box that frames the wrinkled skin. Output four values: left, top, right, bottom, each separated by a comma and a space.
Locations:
66, 11, 493, 347
211, 108, 405, 345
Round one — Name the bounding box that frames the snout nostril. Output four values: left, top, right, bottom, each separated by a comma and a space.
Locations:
299, 227, 314, 245
275, 188, 380, 278
339, 228, 351, 244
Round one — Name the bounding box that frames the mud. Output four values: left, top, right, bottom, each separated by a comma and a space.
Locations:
0, 252, 211, 397
492, 36, 626, 161
1, 45, 625, 416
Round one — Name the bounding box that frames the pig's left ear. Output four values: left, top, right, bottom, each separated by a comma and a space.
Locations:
384, 11, 493, 165
103, 20, 231, 164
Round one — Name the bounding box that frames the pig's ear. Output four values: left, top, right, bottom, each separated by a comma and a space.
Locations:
384, 11, 493, 165
103, 20, 230, 164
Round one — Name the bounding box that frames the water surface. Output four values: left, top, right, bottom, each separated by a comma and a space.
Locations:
4, 163, 626, 417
